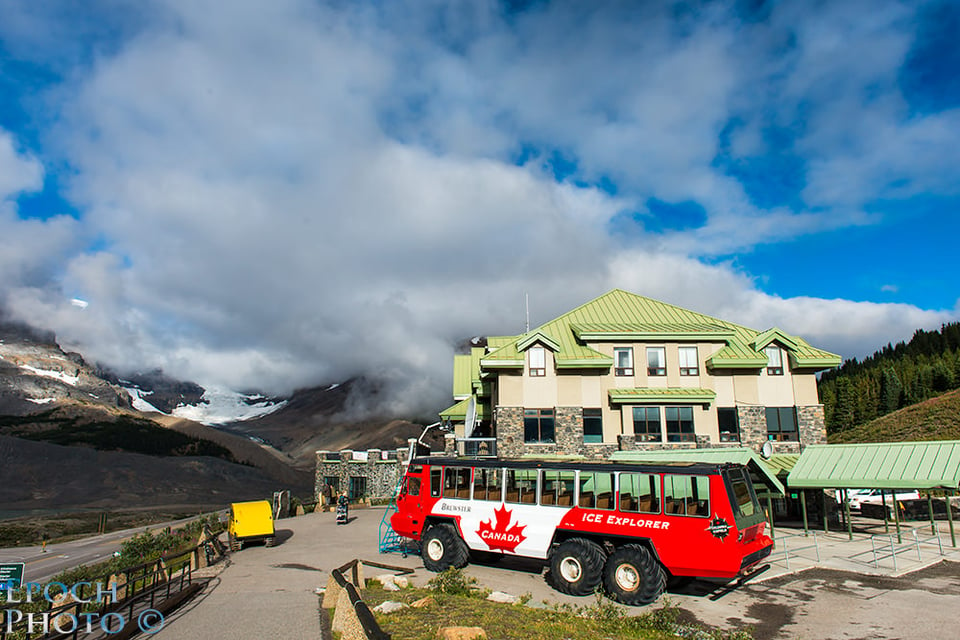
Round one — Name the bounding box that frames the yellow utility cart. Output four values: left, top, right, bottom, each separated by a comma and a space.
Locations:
228, 500, 276, 551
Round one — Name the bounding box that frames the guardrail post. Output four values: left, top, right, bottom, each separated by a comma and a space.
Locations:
871, 535, 879, 569
890, 535, 898, 572
913, 529, 921, 562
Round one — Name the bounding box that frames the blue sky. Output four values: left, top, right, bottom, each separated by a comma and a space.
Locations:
1, 0, 958, 408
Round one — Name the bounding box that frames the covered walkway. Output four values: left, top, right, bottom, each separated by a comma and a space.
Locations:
787, 441, 960, 546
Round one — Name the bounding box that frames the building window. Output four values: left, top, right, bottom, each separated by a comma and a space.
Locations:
718, 407, 739, 442
665, 406, 695, 442
632, 407, 661, 442
529, 346, 546, 377
766, 345, 784, 375
583, 408, 603, 443
524, 408, 555, 443
679, 346, 699, 376
766, 407, 798, 441
614, 347, 633, 376
647, 347, 666, 376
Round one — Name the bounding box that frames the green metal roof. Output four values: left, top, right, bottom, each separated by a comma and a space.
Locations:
453, 354, 472, 399
787, 442, 960, 490
761, 453, 800, 479
608, 387, 716, 404
480, 289, 840, 376
439, 396, 489, 420
610, 447, 785, 495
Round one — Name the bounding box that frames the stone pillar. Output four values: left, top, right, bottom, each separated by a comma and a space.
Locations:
737, 406, 767, 452
797, 405, 827, 448
444, 433, 457, 456
555, 407, 585, 456
617, 434, 637, 451
495, 407, 524, 458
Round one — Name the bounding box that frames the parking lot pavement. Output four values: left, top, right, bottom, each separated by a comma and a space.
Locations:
155, 507, 960, 640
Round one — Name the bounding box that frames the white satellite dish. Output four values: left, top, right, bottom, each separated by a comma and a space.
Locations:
464, 397, 477, 440
761, 440, 773, 459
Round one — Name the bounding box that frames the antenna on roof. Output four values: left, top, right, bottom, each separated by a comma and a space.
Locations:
525, 293, 530, 333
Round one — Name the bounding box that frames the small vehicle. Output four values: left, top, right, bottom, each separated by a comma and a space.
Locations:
391, 457, 772, 605
228, 500, 276, 551
840, 489, 920, 511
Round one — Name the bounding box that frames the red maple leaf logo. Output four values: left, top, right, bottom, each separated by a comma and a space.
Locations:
476, 505, 527, 553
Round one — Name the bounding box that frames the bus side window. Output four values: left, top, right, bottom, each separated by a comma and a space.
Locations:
474, 468, 502, 501
505, 469, 536, 504
444, 467, 471, 499
619, 473, 659, 514
664, 475, 709, 517
431, 468, 442, 497
579, 472, 615, 510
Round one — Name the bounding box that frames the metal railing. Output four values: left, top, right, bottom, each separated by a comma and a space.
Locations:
861, 527, 946, 571
769, 531, 820, 569
457, 438, 497, 457
1, 528, 222, 640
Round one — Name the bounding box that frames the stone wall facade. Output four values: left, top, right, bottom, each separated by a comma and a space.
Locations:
798, 405, 827, 446
314, 447, 411, 502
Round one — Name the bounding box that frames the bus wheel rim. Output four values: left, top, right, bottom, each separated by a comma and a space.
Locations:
615, 563, 640, 591
427, 539, 444, 561
560, 557, 582, 582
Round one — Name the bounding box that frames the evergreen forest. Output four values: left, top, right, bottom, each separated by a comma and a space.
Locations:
818, 322, 960, 435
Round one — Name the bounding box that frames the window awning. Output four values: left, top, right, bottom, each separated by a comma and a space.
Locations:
787, 441, 960, 490
607, 387, 716, 404
610, 447, 784, 496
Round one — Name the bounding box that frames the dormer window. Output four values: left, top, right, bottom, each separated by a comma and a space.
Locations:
614, 348, 633, 376
529, 346, 546, 377
765, 345, 783, 375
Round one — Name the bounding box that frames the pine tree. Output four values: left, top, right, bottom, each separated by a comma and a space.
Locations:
878, 367, 903, 415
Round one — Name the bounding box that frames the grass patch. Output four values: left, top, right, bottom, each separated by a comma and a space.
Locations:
831, 389, 960, 443
362, 569, 753, 640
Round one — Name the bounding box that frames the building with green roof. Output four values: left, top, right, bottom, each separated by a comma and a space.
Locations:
440, 289, 840, 458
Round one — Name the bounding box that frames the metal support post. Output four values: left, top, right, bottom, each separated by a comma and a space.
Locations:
928, 493, 936, 536
947, 490, 956, 548
801, 490, 809, 536
844, 489, 853, 540
881, 490, 889, 533
892, 489, 902, 544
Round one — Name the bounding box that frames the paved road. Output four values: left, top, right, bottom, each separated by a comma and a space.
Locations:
150, 507, 960, 640
0, 515, 212, 583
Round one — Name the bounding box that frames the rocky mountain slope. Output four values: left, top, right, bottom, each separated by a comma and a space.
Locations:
0, 316, 438, 514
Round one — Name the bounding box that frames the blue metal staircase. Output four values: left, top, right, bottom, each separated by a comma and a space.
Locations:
378, 480, 419, 556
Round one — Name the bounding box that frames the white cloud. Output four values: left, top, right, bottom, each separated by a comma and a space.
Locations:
1, 1, 958, 415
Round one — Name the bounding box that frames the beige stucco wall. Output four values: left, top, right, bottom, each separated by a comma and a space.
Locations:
488, 337, 824, 446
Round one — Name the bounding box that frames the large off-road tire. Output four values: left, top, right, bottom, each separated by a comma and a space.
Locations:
548, 538, 605, 596
602, 544, 666, 605
421, 524, 470, 573
264, 536, 276, 547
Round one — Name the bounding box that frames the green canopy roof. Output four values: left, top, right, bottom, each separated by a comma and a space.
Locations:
610, 447, 784, 496
787, 441, 960, 490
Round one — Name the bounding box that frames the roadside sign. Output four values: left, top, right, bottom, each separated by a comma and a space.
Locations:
0, 563, 25, 589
